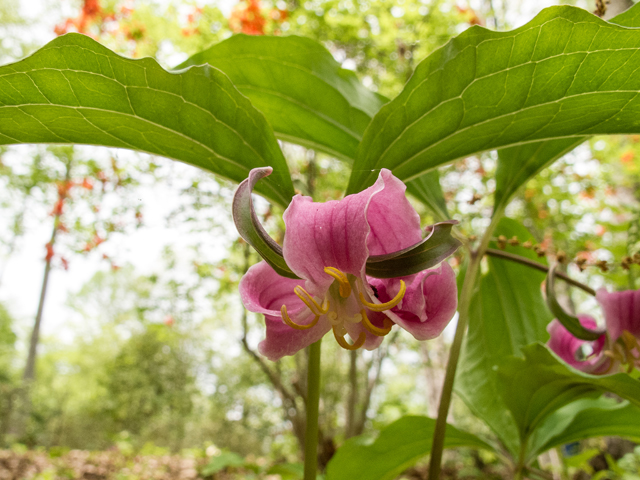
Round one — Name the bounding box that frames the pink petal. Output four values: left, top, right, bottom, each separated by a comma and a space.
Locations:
259, 314, 331, 361
239, 260, 307, 317
370, 262, 458, 341
596, 287, 640, 340
365, 169, 423, 256
282, 169, 423, 296
240, 261, 331, 360
546, 316, 608, 373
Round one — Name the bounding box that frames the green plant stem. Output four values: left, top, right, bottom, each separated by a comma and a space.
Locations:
428, 208, 505, 479
484, 248, 595, 296
304, 339, 321, 480
427, 249, 482, 478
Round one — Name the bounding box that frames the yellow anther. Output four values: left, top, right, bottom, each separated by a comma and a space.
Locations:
324, 266, 352, 298
332, 326, 366, 350
281, 305, 320, 330
604, 332, 639, 373
361, 310, 393, 337
294, 286, 329, 315
360, 280, 406, 312
622, 331, 640, 356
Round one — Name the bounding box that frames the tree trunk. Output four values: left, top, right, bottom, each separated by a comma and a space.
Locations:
14, 158, 72, 438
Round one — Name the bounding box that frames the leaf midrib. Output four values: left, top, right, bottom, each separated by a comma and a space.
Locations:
366, 29, 640, 175
2, 65, 269, 163
0, 104, 247, 172
391, 88, 638, 180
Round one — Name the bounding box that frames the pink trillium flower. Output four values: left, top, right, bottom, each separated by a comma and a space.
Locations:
596, 287, 640, 371
546, 316, 608, 374
239, 169, 458, 361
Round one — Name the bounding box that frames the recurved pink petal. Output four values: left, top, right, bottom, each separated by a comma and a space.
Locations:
283, 189, 377, 296
259, 314, 331, 361
369, 262, 458, 341
240, 260, 332, 361
547, 316, 608, 373
282, 169, 423, 296
365, 169, 423, 256
596, 287, 640, 340
239, 260, 307, 317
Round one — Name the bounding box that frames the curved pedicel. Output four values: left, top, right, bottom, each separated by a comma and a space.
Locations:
545, 263, 605, 341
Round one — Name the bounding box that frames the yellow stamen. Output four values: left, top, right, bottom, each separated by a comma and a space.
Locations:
332, 326, 366, 350
622, 331, 640, 359
360, 280, 406, 312
281, 304, 320, 330
324, 266, 352, 298
294, 286, 329, 315
604, 331, 639, 373
361, 310, 393, 337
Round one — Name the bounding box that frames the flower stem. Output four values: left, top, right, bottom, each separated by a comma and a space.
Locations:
304, 339, 322, 480
428, 208, 505, 479
484, 248, 595, 296
427, 249, 482, 478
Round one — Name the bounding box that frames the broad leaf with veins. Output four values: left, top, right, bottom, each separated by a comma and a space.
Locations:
348, 5, 640, 194
0, 33, 295, 206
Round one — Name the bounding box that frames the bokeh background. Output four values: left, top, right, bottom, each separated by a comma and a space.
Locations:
0, 0, 639, 478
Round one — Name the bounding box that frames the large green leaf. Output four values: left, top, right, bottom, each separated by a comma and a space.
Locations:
492, 3, 640, 213
528, 397, 640, 460
0, 33, 294, 206
497, 343, 640, 447
455, 218, 552, 456
179, 34, 450, 217
325, 415, 493, 480
177, 34, 386, 162
493, 138, 584, 213
347, 5, 640, 194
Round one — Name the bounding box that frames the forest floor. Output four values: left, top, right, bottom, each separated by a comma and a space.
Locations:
0, 447, 516, 480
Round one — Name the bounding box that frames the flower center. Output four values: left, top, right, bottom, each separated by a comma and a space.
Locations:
604, 330, 639, 373
280, 266, 406, 351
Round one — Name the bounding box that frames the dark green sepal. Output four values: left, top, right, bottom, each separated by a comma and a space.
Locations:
365, 221, 461, 278
232, 167, 299, 279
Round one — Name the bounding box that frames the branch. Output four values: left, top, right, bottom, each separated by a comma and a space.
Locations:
355, 329, 399, 435
240, 302, 299, 408
485, 248, 595, 296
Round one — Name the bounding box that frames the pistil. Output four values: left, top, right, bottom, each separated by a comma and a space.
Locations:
279, 266, 408, 350
324, 267, 351, 298
333, 326, 366, 350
